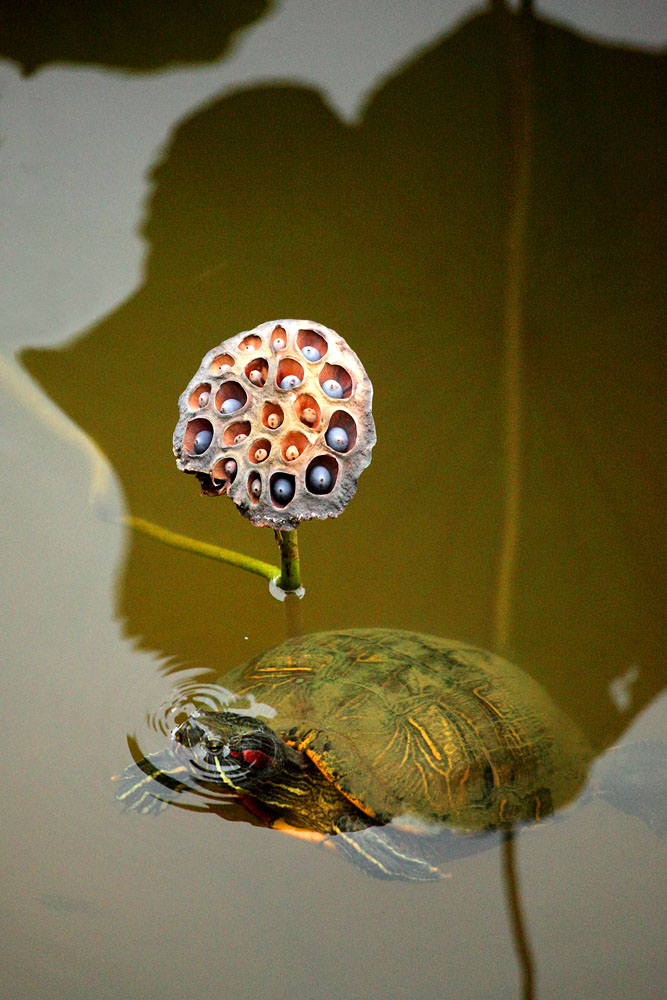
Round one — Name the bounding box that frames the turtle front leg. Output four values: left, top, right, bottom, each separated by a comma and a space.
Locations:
112, 750, 193, 815
328, 814, 444, 882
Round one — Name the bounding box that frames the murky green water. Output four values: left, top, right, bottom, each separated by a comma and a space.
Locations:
1, 4, 664, 998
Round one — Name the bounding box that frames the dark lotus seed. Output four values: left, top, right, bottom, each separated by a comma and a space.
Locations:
322, 378, 343, 399
193, 428, 213, 454
325, 426, 349, 452
301, 345, 321, 362
221, 397, 242, 414
271, 476, 295, 504
307, 464, 332, 493
280, 375, 301, 390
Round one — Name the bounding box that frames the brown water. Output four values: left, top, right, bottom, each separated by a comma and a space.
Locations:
1, 4, 665, 999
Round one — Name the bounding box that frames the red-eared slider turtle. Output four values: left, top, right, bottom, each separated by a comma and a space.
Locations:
115, 629, 604, 878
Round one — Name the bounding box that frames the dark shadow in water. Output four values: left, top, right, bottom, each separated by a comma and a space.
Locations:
0, 0, 271, 73
22, 11, 666, 747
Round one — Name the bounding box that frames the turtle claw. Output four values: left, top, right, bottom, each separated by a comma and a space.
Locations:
329, 825, 444, 881
112, 750, 191, 815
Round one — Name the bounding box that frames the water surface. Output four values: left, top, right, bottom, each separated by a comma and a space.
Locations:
1, 4, 664, 998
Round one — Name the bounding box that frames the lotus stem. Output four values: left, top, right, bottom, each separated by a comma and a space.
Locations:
123, 515, 279, 582
274, 529, 302, 592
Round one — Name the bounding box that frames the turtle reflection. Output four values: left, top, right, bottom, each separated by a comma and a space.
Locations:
115, 629, 594, 879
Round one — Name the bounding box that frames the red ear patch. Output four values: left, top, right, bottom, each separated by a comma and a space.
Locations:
242, 749, 272, 769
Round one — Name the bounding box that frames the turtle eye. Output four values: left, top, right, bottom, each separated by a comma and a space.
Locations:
204, 738, 227, 755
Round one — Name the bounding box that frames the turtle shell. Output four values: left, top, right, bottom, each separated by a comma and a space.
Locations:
219, 629, 592, 831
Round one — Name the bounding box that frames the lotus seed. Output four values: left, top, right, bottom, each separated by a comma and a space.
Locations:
301, 407, 317, 425
325, 426, 349, 452
221, 398, 242, 414
307, 464, 332, 493
301, 345, 321, 362
193, 428, 213, 454
250, 479, 262, 498
273, 337, 286, 350
197, 390, 210, 407
285, 445, 299, 461
280, 375, 301, 390
267, 412, 282, 429
271, 477, 295, 504
234, 433, 248, 444
254, 448, 268, 462
322, 379, 343, 399
248, 370, 265, 386
224, 459, 237, 478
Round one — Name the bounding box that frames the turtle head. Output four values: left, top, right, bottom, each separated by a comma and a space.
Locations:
173, 711, 285, 791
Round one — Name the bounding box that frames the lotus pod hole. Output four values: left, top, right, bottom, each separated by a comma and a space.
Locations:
250, 439, 271, 464
281, 430, 308, 463
320, 363, 353, 399
184, 418, 214, 456
261, 402, 284, 430
270, 325, 288, 351
295, 394, 321, 428
326, 411, 357, 452
173, 320, 376, 529
246, 358, 268, 387
297, 328, 328, 362
222, 420, 252, 447
239, 335, 261, 353
212, 459, 230, 484
209, 354, 234, 375
203, 459, 230, 495
306, 455, 338, 495
189, 383, 211, 409
215, 382, 247, 414
276, 358, 304, 391
270, 473, 295, 507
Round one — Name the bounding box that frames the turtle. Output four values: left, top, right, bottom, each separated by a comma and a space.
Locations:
114, 628, 614, 879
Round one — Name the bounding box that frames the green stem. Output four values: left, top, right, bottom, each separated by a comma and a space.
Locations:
275, 529, 301, 592
124, 516, 279, 582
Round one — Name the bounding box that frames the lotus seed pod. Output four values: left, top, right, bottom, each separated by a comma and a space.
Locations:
173, 320, 376, 529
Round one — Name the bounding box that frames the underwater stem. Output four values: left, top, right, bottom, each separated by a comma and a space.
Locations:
124, 516, 279, 582
501, 828, 535, 1000
275, 529, 302, 592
